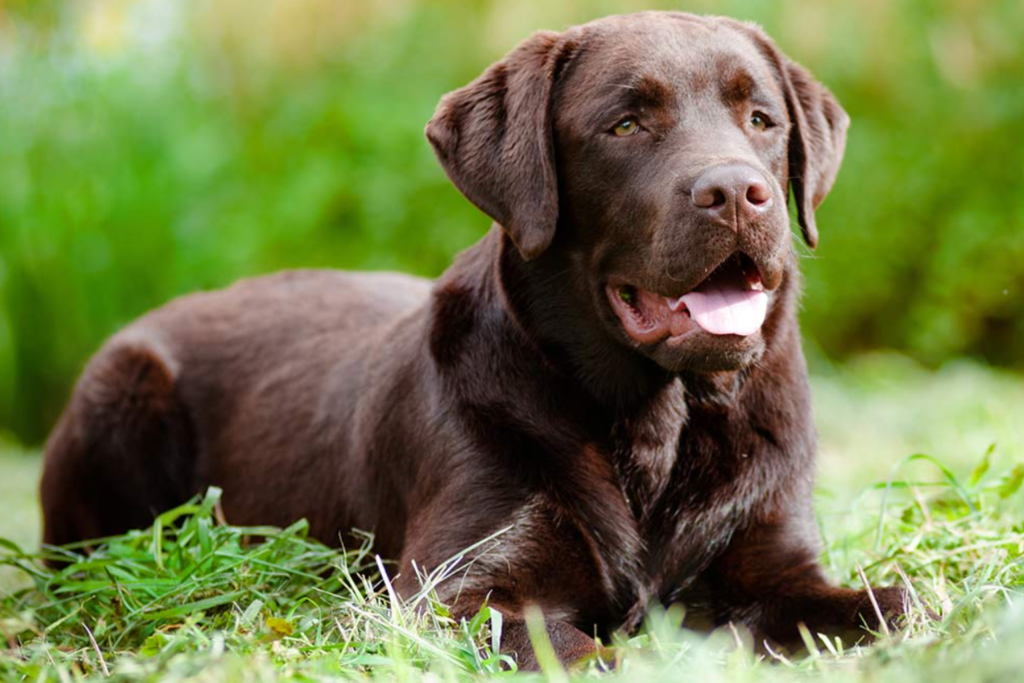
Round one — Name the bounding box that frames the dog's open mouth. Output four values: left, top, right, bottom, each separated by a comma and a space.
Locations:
606, 253, 769, 344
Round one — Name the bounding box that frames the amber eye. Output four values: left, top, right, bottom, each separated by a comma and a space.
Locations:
612, 117, 640, 137
750, 112, 773, 131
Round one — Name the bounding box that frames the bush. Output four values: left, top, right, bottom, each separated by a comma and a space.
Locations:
0, 0, 1021, 443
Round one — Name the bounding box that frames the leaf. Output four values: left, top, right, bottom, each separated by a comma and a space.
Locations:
140, 591, 246, 621
266, 616, 294, 638
467, 603, 490, 635
996, 465, 1024, 499
241, 599, 264, 628
140, 633, 168, 657
200, 487, 224, 517
197, 516, 212, 557
490, 606, 504, 659
0, 537, 25, 554
968, 444, 996, 487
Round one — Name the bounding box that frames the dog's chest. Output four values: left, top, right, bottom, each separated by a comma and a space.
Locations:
593, 381, 771, 622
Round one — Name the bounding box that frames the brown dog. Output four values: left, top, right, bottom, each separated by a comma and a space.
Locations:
41, 12, 908, 668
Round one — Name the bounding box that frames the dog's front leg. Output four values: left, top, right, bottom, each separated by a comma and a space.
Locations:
393, 551, 599, 670
487, 609, 597, 672
424, 588, 597, 671
701, 513, 909, 646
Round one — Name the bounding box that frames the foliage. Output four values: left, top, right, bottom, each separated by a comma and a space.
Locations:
0, 1, 1021, 442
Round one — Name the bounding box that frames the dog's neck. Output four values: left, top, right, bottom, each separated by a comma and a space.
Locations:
496, 229, 678, 411
429, 226, 691, 421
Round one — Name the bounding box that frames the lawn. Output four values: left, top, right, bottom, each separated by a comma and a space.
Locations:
1, 354, 1023, 682
2, 2, 1022, 680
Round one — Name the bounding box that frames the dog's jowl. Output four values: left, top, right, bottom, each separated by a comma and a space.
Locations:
41, 12, 909, 669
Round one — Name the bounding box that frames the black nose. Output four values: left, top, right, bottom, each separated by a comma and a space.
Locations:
691, 165, 773, 230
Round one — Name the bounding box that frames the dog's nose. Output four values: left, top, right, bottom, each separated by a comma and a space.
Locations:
691, 165, 773, 230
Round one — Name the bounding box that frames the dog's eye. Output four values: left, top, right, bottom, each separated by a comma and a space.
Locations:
750, 112, 774, 131
611, 117, 640, 137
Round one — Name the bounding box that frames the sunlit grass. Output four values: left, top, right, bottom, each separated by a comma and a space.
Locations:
1, 452, 1022, 682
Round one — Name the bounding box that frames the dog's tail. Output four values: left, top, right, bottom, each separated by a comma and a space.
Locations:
40, 335, 196, 551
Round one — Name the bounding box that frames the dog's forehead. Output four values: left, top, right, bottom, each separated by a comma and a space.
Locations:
562, 13, 782, 106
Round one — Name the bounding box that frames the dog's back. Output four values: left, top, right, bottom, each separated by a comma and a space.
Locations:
40, 269, 431, 549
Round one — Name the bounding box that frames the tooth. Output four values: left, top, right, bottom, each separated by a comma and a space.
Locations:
666, 296, 686, 311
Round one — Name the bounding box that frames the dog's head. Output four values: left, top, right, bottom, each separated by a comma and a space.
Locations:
427, 12, 847, 373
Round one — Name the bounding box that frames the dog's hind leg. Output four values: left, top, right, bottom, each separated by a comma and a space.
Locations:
40, 337, 197, 549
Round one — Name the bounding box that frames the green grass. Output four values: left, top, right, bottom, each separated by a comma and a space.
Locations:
2, 355, 1023, 682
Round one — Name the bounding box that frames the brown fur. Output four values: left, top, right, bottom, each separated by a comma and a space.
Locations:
40, 12, 909, 670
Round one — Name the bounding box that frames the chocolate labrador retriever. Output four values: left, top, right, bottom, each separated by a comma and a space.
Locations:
41, 11, 908, 668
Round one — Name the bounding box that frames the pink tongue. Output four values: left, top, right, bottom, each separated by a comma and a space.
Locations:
678, 285, 768, 336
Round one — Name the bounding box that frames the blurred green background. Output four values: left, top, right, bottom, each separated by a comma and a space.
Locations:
0, 0, 1022, 445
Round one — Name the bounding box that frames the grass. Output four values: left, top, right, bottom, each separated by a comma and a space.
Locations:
1, 354, 1023, 682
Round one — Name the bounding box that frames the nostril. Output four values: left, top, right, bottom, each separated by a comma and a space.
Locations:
746, 182, 772, 206
693, 186, 728, 210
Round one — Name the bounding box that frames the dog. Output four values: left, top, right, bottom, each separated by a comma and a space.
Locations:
41, 12, 909, 669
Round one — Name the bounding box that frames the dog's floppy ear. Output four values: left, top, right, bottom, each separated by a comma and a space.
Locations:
426, 31, 576, 260
733, 21, 849, 249
780, 59, 849, 248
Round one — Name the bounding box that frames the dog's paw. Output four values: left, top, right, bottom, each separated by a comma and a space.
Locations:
857, 586, 912, 632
